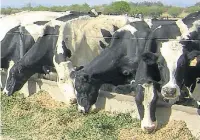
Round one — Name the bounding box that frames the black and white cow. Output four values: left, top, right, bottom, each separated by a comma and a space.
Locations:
1, 10, 99, 99
73, 21, 152, 113
135, 11, 200, 133
3, 11, 133, 104
1, 11, 72, 90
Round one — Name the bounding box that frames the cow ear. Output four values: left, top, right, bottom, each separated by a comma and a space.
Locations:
74, 66, 84, 71
142, 52, 158, 65
187, 50, 200, 66
187, 50, 200, 60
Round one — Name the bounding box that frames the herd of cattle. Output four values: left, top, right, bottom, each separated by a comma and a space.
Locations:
1, 9, 200, 133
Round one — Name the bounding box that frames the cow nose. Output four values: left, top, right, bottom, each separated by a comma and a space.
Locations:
169, 88, 176, 94
144, 126, 156, 133
163, 87, 176, 96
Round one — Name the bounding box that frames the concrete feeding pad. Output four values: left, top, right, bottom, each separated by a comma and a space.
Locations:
1, 71, 200, 138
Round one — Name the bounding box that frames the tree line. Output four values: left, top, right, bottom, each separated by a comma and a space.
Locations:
1, 1, 200, 18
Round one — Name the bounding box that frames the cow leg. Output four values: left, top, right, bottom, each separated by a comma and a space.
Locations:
135, 83, 158, 133
3, 60, 15, 94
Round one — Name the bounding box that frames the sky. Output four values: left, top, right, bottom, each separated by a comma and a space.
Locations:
1, 0, 200, 8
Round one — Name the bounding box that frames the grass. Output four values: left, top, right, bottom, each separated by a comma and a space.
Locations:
1, 91, 197, 140
1, 91, 139, 140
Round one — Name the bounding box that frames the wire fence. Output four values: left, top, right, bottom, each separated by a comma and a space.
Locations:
5, 31, 200, 42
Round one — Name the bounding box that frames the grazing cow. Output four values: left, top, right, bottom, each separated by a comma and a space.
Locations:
3, 12, 132, 104
1, 10, 99, 96
135, 11, 200, 133
73, 21, 152, 113
1, 11, 73, 91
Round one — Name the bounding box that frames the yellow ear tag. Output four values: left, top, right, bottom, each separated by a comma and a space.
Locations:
190, 57, 197, 66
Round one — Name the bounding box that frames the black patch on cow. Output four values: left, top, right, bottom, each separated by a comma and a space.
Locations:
130, 21, 150, 32
55, 40, 72, 64
182, 11, 200, 29
33, 21, 49, 25
100, 29, 112, 44
113, 25, 119, 32
1, 25, 35, 69
99, 41, 107, 49
56, 11, 89, 22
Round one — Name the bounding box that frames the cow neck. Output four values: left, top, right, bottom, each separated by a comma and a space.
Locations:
83, 48, 122, 82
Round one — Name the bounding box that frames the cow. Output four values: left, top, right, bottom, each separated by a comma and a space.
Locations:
3, 11, 134, 104
1, 11, 74, 91
134, 11, 200, 133
72, 21, 152, 113
183, 54, 200, 108
1, 10, 100, 98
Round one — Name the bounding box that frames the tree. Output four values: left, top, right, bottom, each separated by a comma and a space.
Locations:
168, 7, 183, 17
185, 6, 200, 13
106, 1, 131, 14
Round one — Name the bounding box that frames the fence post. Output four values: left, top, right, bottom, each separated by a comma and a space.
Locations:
19, 26, 24, 59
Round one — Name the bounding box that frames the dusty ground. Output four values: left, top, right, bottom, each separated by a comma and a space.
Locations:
1, 91, 198, 140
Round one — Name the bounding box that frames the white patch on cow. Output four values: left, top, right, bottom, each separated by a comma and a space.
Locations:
160, 41, 183, 98
3, 60, 15, 94
0, 18, 20, 41
53, 56, 76, 103
117, 24, 137, 35
144, 18, 153, 28
91, 9, 98, 16
141, 83, 157, 132
78, 104, 85, 112
24, 24, 47, 41
176, 19, 200, 39
0, 11, 71, 41
59, 15, 129, 66
197, 101, 200, 106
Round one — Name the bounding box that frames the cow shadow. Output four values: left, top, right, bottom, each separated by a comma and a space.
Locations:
155, 100, 172, 130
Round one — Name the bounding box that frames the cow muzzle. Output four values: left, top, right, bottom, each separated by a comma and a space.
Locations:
141, 120, 157, 134
161, 86, 180, 99
78, 104, 91, 114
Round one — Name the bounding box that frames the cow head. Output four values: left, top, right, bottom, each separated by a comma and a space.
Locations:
54, 60, 77, 105
135, 82, 159, 133
73, 56, 136, 113
72, 70, 102, 113
3, 63, 35, 96
142, 45, 200, 100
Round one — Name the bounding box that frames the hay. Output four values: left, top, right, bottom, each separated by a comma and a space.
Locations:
118, 120, 196, 140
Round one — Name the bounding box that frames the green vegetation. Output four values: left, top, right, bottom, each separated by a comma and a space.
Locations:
1, 1, 200, 18
1, 91, 139, 140
1, 91, 197, 140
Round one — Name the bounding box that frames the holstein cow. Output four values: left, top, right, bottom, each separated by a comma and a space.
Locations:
1, 10, 99, 97
134, 11, 200, 133
1, 11, 73, 90
4, 12, 133, 104
183, 53, 200, 108
72, 21, 152, 113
